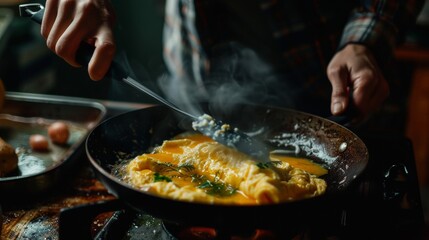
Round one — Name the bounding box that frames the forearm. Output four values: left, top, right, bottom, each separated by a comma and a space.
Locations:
339, 0, 424, 62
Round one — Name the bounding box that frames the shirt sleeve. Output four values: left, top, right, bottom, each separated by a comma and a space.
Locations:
338, 0, 424, 60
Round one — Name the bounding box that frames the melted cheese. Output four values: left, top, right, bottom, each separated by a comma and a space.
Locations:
123, 133, 327, 205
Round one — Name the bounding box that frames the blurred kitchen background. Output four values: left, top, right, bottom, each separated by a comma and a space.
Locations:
1, 0, 429, 233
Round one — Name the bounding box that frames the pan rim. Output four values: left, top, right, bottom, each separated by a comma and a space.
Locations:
85, 104, 369, 208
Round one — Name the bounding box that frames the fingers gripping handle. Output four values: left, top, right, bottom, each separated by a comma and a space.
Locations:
19, 3, 96, 69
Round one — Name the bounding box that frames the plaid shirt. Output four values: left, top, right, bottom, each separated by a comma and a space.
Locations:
162, 0, 423, 115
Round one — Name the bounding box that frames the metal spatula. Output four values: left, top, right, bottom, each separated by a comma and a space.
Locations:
19, 3, 271, 163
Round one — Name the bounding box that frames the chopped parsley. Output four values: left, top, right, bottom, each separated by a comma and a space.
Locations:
257, 160, 282, 169
154, 162, 195, 174
152, 162, 237, 197
153, 172, 172, 182
198, 179, 237, 196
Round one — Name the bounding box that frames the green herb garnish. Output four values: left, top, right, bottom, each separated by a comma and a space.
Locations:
153, 172, 172, 182
152, 162, 237, 197
153, 162, 195, 174
195, 173, 237, 197
257, 160, 282, 169
198, 179, 237, 196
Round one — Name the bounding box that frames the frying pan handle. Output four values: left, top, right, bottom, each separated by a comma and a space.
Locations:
326, 108, 356, 127
326, 95, 359, 127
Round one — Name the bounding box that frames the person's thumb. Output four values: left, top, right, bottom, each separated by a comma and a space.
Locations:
327, 65, 350, 115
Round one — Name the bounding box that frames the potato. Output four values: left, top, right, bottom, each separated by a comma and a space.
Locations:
0, 137, 18, 177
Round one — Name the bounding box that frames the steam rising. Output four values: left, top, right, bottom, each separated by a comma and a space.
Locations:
107, 42, 298, 122
158, 42, 296, 116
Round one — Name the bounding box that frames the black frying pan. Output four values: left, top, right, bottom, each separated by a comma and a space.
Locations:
85, 103, 368, 230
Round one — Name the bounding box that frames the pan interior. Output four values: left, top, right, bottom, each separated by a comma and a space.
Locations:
87, 104, 368, 201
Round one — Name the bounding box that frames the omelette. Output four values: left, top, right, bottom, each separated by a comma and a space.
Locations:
122, 133, 327, 205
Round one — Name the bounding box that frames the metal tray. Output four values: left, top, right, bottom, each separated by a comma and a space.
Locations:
0, 92, 106, 197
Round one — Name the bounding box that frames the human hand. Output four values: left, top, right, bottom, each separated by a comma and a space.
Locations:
41, 0, 116, 80
326, 44, 390, 123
